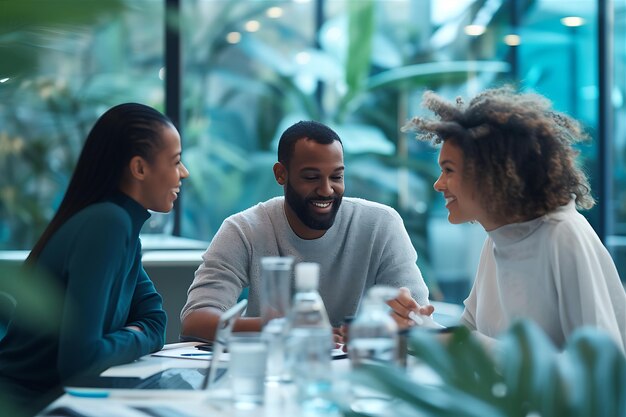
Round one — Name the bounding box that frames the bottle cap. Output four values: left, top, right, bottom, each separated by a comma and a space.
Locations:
295, 262, 319, 290
261, 256, 294, 271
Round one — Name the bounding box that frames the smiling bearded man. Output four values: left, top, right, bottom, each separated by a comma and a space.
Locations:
180, 120, 432, 343
285, 178, 342, 231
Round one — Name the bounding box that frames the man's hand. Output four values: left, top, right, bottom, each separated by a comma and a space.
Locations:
333, 326, 345, 350
181, 307, 262, 342
386, 287, 435, 329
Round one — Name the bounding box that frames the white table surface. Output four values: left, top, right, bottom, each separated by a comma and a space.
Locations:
37, 312, 457, 417
38, 345, 353, 417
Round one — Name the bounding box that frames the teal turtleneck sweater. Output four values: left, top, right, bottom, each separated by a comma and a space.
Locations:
0, 192, 166, 402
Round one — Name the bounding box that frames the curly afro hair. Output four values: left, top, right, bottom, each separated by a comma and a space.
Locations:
404, 86, 594, 223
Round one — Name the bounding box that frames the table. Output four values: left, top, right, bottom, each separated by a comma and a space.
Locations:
38, 344, 352, 417
37, 301, 462, 417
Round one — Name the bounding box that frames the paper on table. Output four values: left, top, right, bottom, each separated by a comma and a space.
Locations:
332, 346, 347, 359
408, 311, 445, 329
151, 345, 231, 361
158, 341, 201, 351
101, 343, 336, 380
151, 346, 211, 360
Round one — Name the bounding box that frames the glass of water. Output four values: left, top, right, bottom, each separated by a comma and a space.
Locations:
260, 256, 293, 382
228, 332, 268, 408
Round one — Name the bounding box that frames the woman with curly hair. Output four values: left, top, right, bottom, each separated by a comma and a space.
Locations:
405, 86, 626, 351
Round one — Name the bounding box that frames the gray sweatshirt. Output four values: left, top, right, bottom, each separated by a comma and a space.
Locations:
181, 197, 429, 327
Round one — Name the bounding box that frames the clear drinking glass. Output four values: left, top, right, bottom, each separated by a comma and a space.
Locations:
228, 332, 268, 407
260, 257, 294, 325
260, 256, 293, 382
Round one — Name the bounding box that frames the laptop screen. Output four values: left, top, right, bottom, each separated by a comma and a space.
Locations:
202, 299, 247, 389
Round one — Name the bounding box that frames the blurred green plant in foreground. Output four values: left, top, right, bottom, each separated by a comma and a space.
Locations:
0, 261, 64, 417
346, 321, 625, 417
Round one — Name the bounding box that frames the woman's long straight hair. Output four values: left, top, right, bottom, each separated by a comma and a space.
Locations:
26, 103, 173, 263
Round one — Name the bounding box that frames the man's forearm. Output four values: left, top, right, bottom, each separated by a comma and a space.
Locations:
232, 317, 263, 333
181, 308, 263, 342
180, 308, 222, 341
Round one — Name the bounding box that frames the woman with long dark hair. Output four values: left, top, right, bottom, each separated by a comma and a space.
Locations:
0, 103, 189, 413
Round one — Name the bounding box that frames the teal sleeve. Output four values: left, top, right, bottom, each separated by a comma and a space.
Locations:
125, 265, 166, 352
56, 208, 163, 381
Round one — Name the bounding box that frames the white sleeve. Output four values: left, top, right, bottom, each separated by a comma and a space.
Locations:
551, 223, 626, 351
461, 237, 493, 331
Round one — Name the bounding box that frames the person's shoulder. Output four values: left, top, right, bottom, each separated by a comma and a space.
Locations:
71, 201, 131, 231
543, 201, 588, 230
224, 197, 283, 225
56, 202, 132, 251
342, 197, 401, 219
541, 201, 597, 245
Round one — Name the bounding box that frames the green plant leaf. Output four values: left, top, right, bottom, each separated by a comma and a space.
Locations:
0, 0, 125, 76
337, 0, 375, 122
446, 327, 504, 404
408, 328, 456, 378
366, 61, 510, 91
563, 328, 626, 417
496, 320, 560, 416
356, 320, 626, 417
349, 362, 506, 417
0, 261, 64, 334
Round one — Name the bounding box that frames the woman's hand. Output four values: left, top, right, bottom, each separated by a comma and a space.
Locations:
386, 287, 435, 329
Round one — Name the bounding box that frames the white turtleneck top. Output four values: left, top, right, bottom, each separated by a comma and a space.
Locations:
462, 200, 626, 352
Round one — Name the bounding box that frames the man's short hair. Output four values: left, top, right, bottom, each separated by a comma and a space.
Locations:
277, 120, 343, 166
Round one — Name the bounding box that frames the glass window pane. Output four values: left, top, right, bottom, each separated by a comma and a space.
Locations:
0, 0, 165, 250
180, 0, 622, 305
608, 0, 626, 277
180, 0, 317, 239
4, 0, 622, 294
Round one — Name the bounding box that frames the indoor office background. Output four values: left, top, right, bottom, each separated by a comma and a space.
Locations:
1, 0, 625, 342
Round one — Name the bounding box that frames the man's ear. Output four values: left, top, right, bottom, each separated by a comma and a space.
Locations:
273, 162, 287, 185
128, 156, 148, 181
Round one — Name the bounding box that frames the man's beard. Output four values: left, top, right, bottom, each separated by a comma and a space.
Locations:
285, 181, 342, 231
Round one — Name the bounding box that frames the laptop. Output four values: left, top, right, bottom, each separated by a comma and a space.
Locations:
64, 299, 248, 393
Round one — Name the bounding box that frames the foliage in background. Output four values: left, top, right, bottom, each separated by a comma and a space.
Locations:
3, 0, 619, 297
178, 1, 511, 292
345, 321, 626, 417
0, 0, 164, 249
0, 0, 125, 77
0, 0, 517, 254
